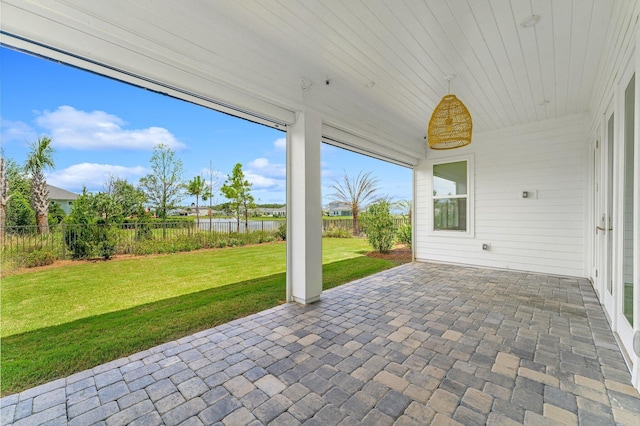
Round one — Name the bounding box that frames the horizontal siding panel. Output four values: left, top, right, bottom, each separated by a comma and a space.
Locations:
416, 114, 588, 277
474, 226, 585, 239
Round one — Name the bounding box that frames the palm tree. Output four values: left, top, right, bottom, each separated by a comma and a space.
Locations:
185, 176, 210, 228
330, 170, 379, 235
395, 199, 412, 221
24, 136, 55, 234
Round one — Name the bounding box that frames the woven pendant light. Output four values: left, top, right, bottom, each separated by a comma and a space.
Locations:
427, 76, 472, 150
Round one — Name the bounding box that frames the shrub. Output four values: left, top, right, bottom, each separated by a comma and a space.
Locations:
323, 226, 352, 238
275, 223, 287, 241
25, 248, 56, 268
359, 201, 397, 253
98, 227, 119, 260
134, 214, 154, 241
397, 223, 412, 249
65, 224, 119, 260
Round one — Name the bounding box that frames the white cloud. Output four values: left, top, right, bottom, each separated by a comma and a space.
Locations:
273, 137, 286, 150
0, 119, 37, 144
35, 106, 186, 151
245, 157, 286, 191
245, 171, 280, 190
46, 163, 147, 193
247, 157, 285, 178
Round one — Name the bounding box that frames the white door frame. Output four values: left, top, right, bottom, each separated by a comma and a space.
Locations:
598, 101, 616, 320
614, 64, 636, 350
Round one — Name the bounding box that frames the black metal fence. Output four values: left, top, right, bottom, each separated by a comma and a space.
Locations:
322, 217, 409, 231
1, 218, 409, 271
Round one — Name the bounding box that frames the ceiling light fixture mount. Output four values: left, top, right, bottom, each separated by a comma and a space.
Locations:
427, 75, 473, 150
520, 15, 540, 28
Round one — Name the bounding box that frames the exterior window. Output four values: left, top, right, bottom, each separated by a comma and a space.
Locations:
433, 161, 468, 231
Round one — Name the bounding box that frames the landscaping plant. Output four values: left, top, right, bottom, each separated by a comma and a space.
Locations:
397, 223, 412, 249
359, 200, 397, 253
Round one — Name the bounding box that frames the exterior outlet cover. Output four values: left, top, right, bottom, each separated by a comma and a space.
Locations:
522, 191, 528, 198
482, 244, 490, 251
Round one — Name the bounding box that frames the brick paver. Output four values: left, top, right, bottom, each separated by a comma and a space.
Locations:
2, 263, 639, 425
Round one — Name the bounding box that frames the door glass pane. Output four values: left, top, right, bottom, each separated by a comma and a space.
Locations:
623, 74, 635, 325
607, 113, 614, 295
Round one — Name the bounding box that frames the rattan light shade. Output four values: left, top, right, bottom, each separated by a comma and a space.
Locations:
427, 94, 472, 150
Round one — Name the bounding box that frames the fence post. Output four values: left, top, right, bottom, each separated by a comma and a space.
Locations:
61, 223, 66, 259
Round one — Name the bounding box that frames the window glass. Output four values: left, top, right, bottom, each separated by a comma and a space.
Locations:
622, 73, 634, 325
433, 160, 468, 231
433, 161, 467, 196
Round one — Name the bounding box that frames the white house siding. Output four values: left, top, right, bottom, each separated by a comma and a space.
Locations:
415, 114, 589, 278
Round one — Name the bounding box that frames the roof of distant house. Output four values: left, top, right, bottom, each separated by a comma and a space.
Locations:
327, 201, 351, 209
47, 184, 79, 201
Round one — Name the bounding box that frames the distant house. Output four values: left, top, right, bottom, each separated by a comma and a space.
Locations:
258, 206, 286, 217
327, 201, 351, 217
47, 185, 78, 215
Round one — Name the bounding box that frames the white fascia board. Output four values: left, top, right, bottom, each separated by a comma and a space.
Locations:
0, 31, 296, 130
322, 124, 420, 168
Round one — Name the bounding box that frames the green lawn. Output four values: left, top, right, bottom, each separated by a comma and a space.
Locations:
1, 238, 398, 395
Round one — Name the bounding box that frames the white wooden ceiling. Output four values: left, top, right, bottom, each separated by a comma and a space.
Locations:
0, 0, 632, 162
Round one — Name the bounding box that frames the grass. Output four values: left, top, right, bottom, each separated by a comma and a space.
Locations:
1, 238, 399, 395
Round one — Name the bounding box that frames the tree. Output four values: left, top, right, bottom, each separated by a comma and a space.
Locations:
360, 200, 397, 253
185, 175, 210, 226
205, 161, 222, 231
329, 170, 379, 235
91, 192, 120, 225
64, 188, 117, 259
3, 159, 34, 230
395, 199, 412, 221
220, 163, 254, 232
0, 157, 9, 242
104, 176, 146, 219
24, 136, 55, 234
6, 193, 35, 230
48, 201, 66, 225
139, 144, 184, 219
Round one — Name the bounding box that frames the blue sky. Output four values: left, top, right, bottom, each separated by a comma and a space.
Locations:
0, 46, 411, 207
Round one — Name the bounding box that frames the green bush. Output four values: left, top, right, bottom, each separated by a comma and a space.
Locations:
323, 226, 352, 238
65, 225, 119, 260
134, 214, 153, 241
396, 223, 412, 249
128, 230, 279, 256
359, 201, 397, 253
275, 223, 287, 241
25, 248, 56, 268
98, 227, 119, 260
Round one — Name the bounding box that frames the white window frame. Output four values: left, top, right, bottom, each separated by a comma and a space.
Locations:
427, 154, 475, 238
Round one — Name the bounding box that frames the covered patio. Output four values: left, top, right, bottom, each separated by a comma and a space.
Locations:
1, 0, 640, 420
2, 263, 639, 424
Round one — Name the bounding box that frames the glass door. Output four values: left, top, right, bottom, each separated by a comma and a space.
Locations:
593, 136, 603, 300
617, 73, 635, 342
601, 109, 615, 317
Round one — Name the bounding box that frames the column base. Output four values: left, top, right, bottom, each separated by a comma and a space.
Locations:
291, 295, 321, 305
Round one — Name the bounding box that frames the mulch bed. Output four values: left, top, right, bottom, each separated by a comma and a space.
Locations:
365, 245, 412, 264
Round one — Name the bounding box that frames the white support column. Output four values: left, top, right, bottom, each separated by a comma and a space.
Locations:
286, 109, 323, 304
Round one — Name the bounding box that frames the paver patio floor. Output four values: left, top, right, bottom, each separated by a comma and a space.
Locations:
2, 262, 639, 425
